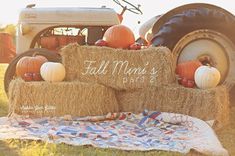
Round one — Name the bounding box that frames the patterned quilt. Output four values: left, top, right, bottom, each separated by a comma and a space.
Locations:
0, 111, 228, 155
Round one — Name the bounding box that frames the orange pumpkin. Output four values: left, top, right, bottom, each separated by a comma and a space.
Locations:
40, 36, 58, 51
176, 60, 202, 81
16, 55, 48, 78
57, 36, 68, 47
103, 25, 135, 49
57, 35, 86, 47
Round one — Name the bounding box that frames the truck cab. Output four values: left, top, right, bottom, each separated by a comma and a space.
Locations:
17, 5, 120, 53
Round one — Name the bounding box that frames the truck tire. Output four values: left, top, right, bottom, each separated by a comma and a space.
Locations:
151, 8, 235, 81
151, 8, 235, 49
4, 48, 61, 94
151, 6, 235, 103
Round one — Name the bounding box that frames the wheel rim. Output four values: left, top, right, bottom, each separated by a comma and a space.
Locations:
173, 29, 235, 83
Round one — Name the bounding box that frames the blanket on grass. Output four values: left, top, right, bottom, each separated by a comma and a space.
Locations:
0, 111, 228, 156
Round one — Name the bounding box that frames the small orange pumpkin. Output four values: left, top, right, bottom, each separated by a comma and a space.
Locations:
176, 60, 202, 81
16, 55, 48, 78
40, 36, 58, 51
103, 25, 135, 49
57, 36, 68, 47
57, 35, 85, 47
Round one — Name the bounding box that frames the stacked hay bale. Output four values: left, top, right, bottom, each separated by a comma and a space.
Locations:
60, 44, 175, 90
60, 44, 230, 128
116, 84, 230, 129
8, 44, 175, 117
8, 79, 119, 117
8, 44, 230, 128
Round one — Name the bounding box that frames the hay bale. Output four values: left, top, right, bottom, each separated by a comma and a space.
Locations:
116, 84, 230, 129
8, 79, 119, 117
60, 44, 175, 90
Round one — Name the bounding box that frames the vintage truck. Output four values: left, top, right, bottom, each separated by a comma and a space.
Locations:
4, 1, 235, 100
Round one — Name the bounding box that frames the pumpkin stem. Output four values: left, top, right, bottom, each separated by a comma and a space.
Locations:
198, 55, 215, 67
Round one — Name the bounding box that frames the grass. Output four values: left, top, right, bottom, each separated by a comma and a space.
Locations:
0, 63, 234, 156
0, 140, 184, 156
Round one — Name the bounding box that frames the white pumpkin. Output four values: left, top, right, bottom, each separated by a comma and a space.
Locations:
40, 62, 66, 82
194, 65, 221, 89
